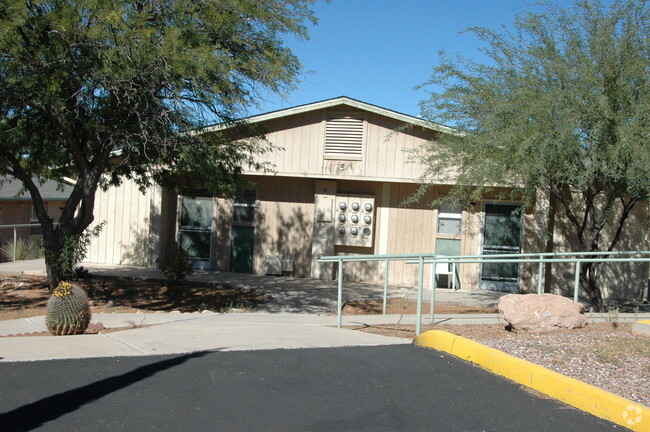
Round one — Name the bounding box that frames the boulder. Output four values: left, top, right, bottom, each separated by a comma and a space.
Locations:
498, 293, 588, 332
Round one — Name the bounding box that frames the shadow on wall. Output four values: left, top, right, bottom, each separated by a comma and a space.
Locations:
547, 203, 648, 301
254, 206, 312, 278
214, 201, 232, 272
120, 198, 164, 268
333, 245, 379, 283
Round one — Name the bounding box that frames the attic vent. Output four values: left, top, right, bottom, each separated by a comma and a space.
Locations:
324, 113, 365, 159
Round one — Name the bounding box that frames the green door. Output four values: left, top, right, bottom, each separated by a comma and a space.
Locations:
230, 225, 254, 273
481, 203, 522, 292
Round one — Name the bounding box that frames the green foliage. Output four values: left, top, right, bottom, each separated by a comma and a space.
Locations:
0, 235, 43, 261
53, 222, 105, 280
158, 246, 194, 284
417, 0, 649, 207
46, 281, 91, 335
414, 0, 649, 310
0, 0, 316, 192
0, 0, 317, 288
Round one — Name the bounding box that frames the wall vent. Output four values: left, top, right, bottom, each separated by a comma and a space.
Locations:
324, 113, 364, 159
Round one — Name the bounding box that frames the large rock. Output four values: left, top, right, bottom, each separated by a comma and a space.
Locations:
498, 293, 588, 332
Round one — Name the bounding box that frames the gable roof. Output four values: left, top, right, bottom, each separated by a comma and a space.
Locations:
0, 176, 74, 200
203, 96, 456, 135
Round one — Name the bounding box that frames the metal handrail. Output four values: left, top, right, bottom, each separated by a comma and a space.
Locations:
318, 250, 650, 335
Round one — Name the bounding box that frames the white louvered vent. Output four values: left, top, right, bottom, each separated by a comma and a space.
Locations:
324, 113, 365, 159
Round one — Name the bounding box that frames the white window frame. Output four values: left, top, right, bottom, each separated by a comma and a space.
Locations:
436, 204, 462, 236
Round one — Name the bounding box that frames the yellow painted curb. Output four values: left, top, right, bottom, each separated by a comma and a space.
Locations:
415, 330, 650, 432
634, 321, 650, 338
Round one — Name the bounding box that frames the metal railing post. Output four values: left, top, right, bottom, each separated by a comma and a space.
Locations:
537, 257, 544, 294
574, 261, 581, 302
315, 251, 650, 328
416, 255, 424, 336
13, 227, 17, 262
382, 259, 388, 315
430, 261, 436, 324
429, 262, 433, 320
337, 258, 344, 329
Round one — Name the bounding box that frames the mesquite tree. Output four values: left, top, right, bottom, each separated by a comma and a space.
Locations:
415, 0, 649, 311
0, 0, 317, 290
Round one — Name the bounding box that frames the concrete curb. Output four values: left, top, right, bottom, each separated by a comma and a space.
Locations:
632, 320, 650, 338
414, 330, 650, 432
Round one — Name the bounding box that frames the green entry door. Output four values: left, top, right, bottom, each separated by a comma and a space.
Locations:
230, 225, 254, 273
480, 203, 522, 292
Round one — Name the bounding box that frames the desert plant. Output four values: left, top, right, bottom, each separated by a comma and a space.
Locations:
158, 246, 194, 283
46, 281, 91, 336
0, 236, 43, 261
53, 222, 105, 281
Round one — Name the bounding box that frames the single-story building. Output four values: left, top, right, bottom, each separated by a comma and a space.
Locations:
84, 97, 649, 300
0, 176, 74, 259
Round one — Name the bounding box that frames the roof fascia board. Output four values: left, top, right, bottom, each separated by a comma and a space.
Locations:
240, 169, 458, 185
201, 97, 457, 136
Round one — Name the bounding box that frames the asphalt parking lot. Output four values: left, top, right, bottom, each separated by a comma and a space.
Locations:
0, 345, 620, 432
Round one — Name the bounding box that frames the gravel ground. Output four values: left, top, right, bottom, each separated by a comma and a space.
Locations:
355, 322, 650, 406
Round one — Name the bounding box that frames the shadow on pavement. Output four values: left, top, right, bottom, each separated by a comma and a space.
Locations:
0, 351, 209, 432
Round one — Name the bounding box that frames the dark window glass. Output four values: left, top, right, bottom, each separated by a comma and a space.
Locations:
233, 189, 256, 223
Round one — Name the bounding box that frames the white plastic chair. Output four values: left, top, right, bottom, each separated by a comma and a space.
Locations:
432, 258, 457, 291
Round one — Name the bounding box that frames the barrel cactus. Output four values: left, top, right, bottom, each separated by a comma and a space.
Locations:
46, 281, 91, 336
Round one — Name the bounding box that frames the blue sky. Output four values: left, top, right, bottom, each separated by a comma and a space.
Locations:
254, 0, 578, 118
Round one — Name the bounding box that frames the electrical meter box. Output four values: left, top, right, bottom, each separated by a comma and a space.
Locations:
334, 194, 375, 247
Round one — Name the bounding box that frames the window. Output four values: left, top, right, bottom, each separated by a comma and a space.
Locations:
233, 189, 256, 223
324, 113, 365, 160
437, 204, 462, 236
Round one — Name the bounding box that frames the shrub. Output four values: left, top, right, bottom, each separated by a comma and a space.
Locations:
158, 246, 194, 283
54, 222, 105, 280
0, 236, 43, 261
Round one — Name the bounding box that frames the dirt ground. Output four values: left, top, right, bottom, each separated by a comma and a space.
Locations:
342, 299, 497, 315
0, 274, 272, 322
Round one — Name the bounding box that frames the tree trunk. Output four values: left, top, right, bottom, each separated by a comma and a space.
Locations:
580, 262, 605, 312
543, 190, 557, 294
41, 226, 63, 292
45, 254, 62, 292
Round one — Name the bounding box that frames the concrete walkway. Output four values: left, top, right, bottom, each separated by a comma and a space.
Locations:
1, 259, 647, 362
2, 258, 509, 312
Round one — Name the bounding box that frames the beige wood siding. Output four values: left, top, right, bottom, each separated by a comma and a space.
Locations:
253, 110, 325, 178
251, 176, 315, 277
242, 105, 440, 183
209, 176, 315, 277
525, 195, 649, 300
363, 113, 435, 181
86, 179, 162, 267
81, 100, 648, 305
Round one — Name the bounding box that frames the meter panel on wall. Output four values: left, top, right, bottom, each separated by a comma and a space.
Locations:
334, 194, 375, 247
